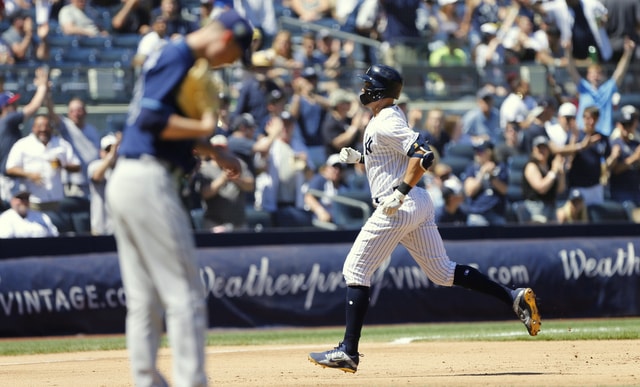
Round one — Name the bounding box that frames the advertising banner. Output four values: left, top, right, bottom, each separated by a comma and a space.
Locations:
1, 237, 638, 336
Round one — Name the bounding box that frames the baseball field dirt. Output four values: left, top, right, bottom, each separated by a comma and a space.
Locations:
1, 340, 638, 386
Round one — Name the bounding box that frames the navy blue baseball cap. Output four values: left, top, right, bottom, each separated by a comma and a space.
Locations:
215, 9, 254, 66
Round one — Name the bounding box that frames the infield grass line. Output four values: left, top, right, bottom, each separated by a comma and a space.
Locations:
0, 317, 638, 356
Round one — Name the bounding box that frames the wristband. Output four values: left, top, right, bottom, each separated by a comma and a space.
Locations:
397, 182, 413, 195
548, 171, 557, 180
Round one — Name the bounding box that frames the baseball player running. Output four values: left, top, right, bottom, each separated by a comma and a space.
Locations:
106, 10, 252, 387
308, 65, 541, 373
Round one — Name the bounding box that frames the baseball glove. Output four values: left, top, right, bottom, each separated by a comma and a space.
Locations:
176, 58, 221, 119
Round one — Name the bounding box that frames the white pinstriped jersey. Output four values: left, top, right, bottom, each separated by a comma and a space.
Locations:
363, 105, 419, 201
342, 103, 457, 288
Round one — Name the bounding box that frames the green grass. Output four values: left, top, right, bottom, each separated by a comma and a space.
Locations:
0, 318, 638, 356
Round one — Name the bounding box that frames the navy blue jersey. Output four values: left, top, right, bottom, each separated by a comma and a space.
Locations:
567, 132, 610, 188
118, 39, 197, 172
609, 137, 640, 203
463, 161, 509, 215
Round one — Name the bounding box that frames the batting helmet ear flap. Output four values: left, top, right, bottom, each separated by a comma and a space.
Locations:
358, 64, 404, 104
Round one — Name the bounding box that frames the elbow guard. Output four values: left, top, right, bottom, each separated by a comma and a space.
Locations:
412, 151, 435, 171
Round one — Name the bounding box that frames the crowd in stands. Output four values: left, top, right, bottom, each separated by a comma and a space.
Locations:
0, 0, 640, 237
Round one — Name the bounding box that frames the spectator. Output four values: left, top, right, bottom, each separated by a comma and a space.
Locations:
378, 0, 423, 66
519, 96, 557, 155
0, 38, 15, 65
53, 96, 101, 234
473, 22, 505, 70
534, 21, 570, 68
436, 179, 467, 225
546, 102, 578, 148
322, 88, 366, 157
0, 188, 59, 238
0, 68, 50, 208
255, 88, 288, 139
253, 111, 312, 227
5, 114, 81, 232
556, 188, 588, 224
111, 0, 153, 35
150, 0, 198, 39
601, 0, 640, 63
502, 14, 543, 64
429, 34, 470, 67
213, 92, 232, 136
459, 0, 502, 51
461, 86, 501, 145
198, 0, 214, 27
58, 0, 110, 37
540, 0, 612, 62
252, 29, 302, 78
293, 31, 325, 70
289, 67, 330, 170
289, 0, 335, 26
608, 106, 640, 205
430, 0, 464, 48
313, 28, 355, 83
132, 15, 170, 68
565, 37, 636, 137
463, 139, 509, 226
522, 136, 566, 223
232, 0, 278, 46
396, 92, 422, 131
233, 60, 282, 130
566, 106, 617, 205
227, 113, 258, 176
1, 9, 49, 63
87, 132, 120, 235
303, 153, 351, 228
419, 108, 450, 158
197, 135, 255, 232
499, 75, 537, 131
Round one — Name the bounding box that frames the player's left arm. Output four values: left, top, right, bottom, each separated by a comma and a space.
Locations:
401, 138, 435, 190
379, 134, 434, 216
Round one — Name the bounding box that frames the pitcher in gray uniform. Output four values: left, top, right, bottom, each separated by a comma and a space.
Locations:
106, 10, 253, 387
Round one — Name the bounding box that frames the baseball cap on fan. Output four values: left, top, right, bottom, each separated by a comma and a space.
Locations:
0, 91, 20, 108
215, 10, 253, 66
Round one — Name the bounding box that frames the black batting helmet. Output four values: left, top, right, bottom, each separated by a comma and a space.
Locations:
358, 64, 403, 105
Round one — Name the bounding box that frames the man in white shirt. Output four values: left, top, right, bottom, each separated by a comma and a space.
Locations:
5, 114, 81, 232
87, 132, 119, 235
546, 102, 578, 147
0, 188, 58, 238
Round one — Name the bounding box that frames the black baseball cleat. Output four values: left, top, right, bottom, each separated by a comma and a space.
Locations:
513, 287, 541, 336
308, 342, 359, 373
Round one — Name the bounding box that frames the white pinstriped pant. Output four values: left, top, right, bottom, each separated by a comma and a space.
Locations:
343, 187, 456, 287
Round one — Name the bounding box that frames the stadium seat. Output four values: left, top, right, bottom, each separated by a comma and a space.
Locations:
111, 34, 142, 49
587, 201, 632, 224
78, 36, 112, 48
98, 48, 133, 66
63, 48, 99, 64
510, 201, 532, 224
47, 35, 79, 48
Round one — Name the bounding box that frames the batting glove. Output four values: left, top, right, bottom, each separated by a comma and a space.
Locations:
339, 147, 363, 164
380, 189, 406, 216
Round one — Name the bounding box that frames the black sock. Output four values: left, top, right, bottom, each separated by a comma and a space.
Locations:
453, 264, 514, 306
342, 285, 370, 355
